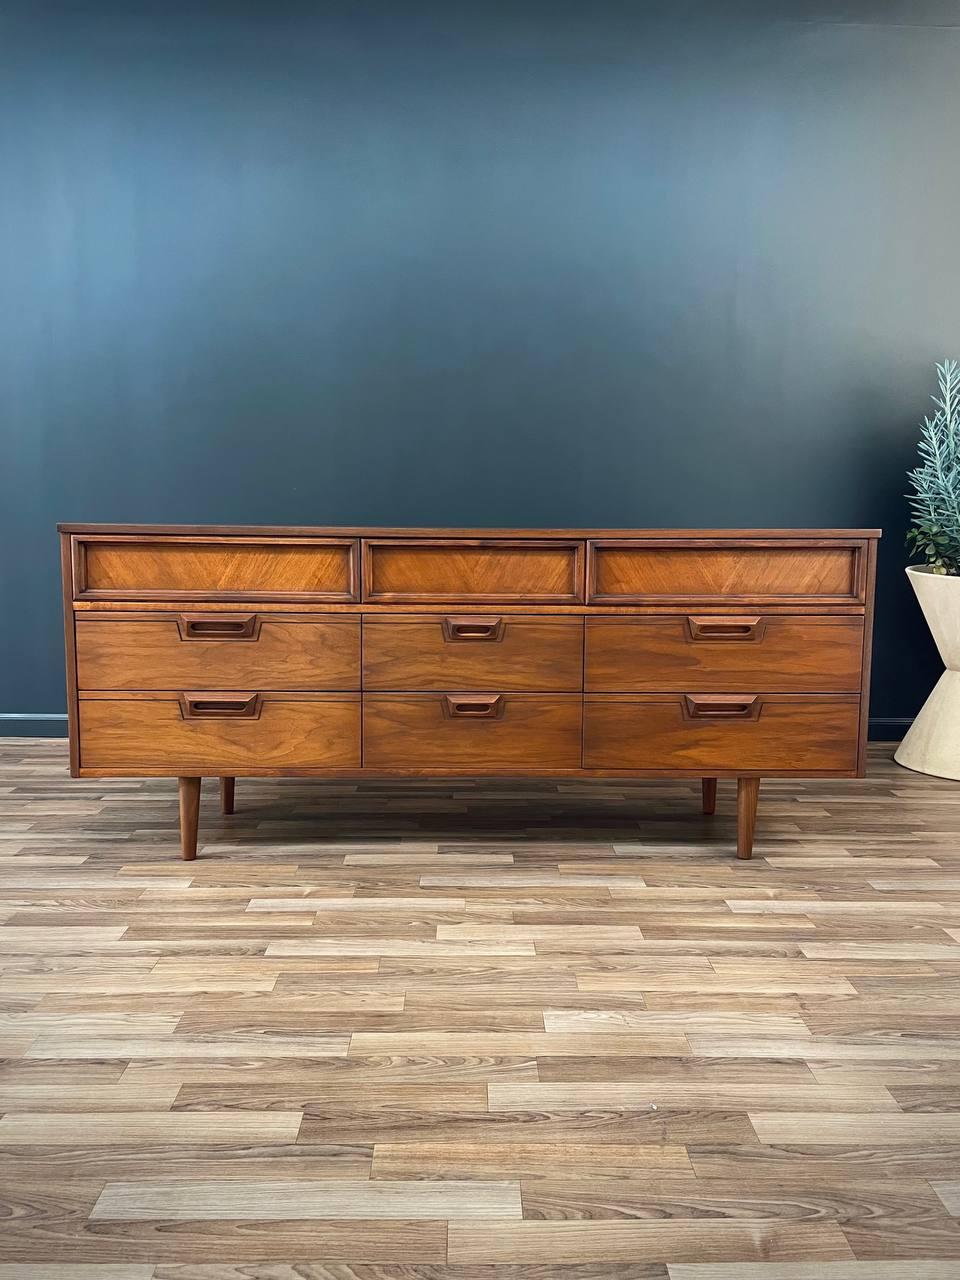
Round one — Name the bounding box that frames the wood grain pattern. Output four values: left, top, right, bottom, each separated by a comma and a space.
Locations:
588, 541, 865, 604
362, 614, 584, 690
3, 739, 957, 1272
363, 694, 582, 769
0, 1111, 301, 1143
177, 776, 200, 861
76, 615, 360, 690
371, 1142, 692, 1179
749, 1113, 960, 1144
447, 1220, 856, 1264
0, 1269, 157, 1279
667, 1265, 960, 1278
79, 694, 361, 771
362, 539, 585, 603
585, 616, 864, 692
737, 775, 760, 860
583, 695, 860, 772
73, 536, 359, 602
91, 1177, 522, 1220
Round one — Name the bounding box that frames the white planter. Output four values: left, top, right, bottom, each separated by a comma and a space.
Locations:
894, 565, 960, 781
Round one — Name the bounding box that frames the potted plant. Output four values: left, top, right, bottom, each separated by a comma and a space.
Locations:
895, 359, 960, 780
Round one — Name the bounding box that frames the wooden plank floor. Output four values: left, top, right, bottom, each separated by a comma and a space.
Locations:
1, 739, 959, 1278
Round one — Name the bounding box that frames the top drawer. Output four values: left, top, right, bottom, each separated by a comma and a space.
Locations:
70, 536, 359, 602
362, 539, 584, 603
588, 540, 867, 605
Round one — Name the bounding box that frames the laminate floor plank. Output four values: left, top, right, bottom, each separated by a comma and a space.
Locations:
541, 1010, 814, 1036
150, 1267, 669, 1279
931, 1181, 960, 1214
346, 1032, 693, 1057
536, 1055, 818, 1083
689, 1144, 960, 1180
175, 1008, 547, 1033
23, 1034, 351, 1058
446, 1220, 855, 1264
0, 1083, 180, 1111
0, 1268, 156, 1279
3, 741, 959, 1272
0, 1216, 447, 1264
300, 1106, 757, 1145
666, 1265, 960, 1278
687, 1037, 960, 1061
172, 1084, 490, 1112
0, 1143, 373, 1183
0, 1111, 302, 1144
371, 1141, 693, 1179
749, 1112, 960, 1144
91, 1177, 522, 1220
487, 1083, 899, 1112
520, 1173, 947, 1222
121, 1055, 542, 1086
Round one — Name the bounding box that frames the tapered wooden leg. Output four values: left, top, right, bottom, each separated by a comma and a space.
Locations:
178, 776, 201, 861
736, 776, 760, 860
220, 776, 235, 816
701, 778, 717, 815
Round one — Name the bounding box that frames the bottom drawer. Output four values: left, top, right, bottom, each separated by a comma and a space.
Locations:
583, 694, 859, 772
363, 693, 582, 769
79, 692, 360, 771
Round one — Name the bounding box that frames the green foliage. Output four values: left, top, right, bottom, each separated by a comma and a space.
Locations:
907, 359, 960, 575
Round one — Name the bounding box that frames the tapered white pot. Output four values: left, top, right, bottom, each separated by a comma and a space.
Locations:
895, 565, 960, 781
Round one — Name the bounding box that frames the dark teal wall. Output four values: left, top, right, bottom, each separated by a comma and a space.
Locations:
3, 2, 959, 734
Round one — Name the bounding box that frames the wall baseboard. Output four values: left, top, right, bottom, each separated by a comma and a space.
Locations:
868, 717, 914, 741
1, 711, 914, 742
0, 713, 68, 738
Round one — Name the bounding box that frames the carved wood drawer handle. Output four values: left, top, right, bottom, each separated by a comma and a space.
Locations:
177, 614, 261, 641
179, 692, 262, 719
441, 617, 505, 642
683, 694, 761, 721
443, 694, 504, 718
686, 616, 765, 643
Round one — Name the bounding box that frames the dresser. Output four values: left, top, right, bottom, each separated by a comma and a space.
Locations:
59, 525, 879, 861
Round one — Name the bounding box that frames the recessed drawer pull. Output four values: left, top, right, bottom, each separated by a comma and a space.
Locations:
683, 694, 761, 721
177, 614, 261, 641
179, 692, 262, 719
441, 617, 505, 643
687, 616, 765, 643
442, 694, 504, 718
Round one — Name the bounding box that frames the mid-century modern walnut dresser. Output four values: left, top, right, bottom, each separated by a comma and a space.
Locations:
59, 525, 880, 861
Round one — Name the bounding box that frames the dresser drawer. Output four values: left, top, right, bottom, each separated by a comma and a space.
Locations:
362, 615, 583, 691
76, 614, 360, 691
363, 694, 582, 769
71, 535, 359, 602
583, 694, 859, 772
585, 616, 863, 693
78, 692, 360, 771
362, 540, 584, 603
588, 540, 866, 604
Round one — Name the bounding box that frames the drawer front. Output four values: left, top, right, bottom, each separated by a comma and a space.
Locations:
588, 541, 865, 604
76, 615, 360, 691
583, 694, 859, 772
363, 694, 582, 769
72, 536, 359, 601
363, 540, 584, 603
363, 615, 583, 691
79, 693, 360, 770
585, 616, 863, 693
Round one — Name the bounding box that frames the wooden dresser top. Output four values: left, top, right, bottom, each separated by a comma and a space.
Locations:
58, 524, 882, 539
